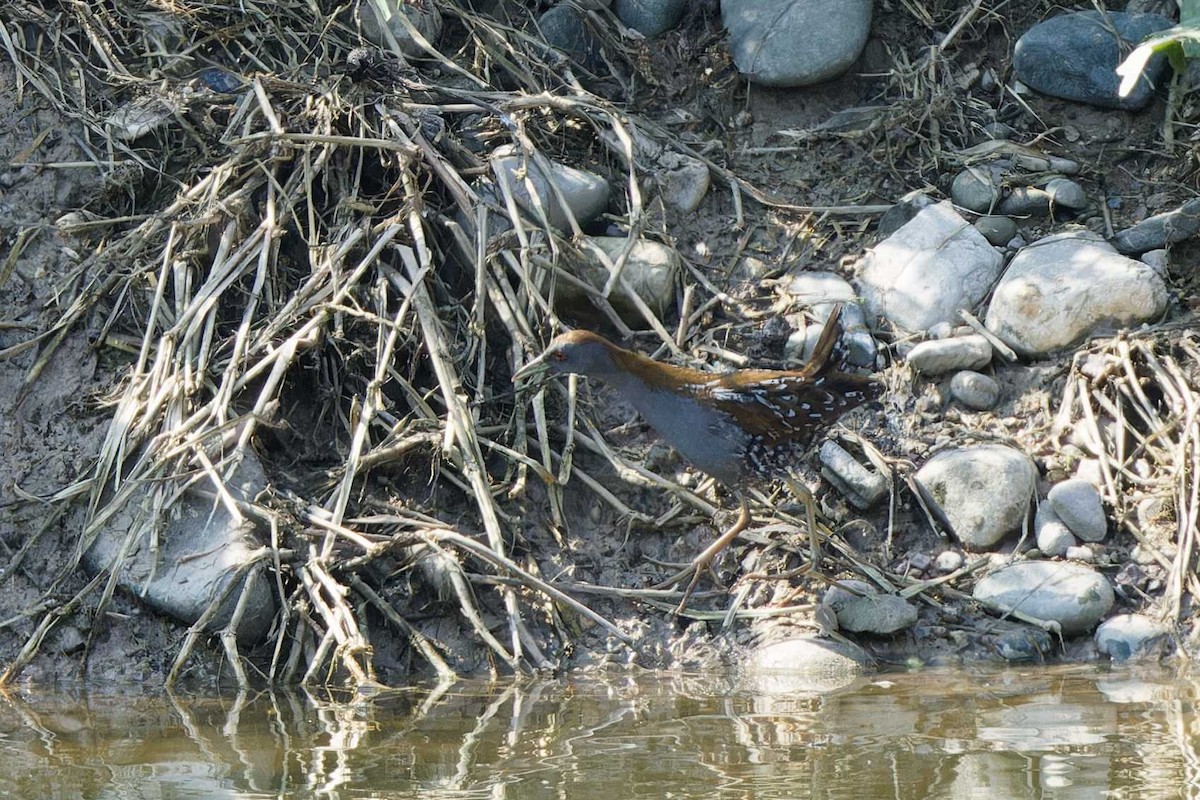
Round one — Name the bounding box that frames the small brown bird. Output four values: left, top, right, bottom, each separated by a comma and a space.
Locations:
514, 305, 881, 608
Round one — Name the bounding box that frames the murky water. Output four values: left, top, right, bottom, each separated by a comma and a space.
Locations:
1, 665, 1197, 799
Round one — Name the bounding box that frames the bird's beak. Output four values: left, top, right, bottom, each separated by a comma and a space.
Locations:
512, 353, 550, 384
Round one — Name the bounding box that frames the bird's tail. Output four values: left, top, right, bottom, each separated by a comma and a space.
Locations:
800, 303, 845, 378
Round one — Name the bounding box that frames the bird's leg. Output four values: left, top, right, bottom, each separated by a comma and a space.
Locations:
783, 476, 821, 572
654, 495, 751, 613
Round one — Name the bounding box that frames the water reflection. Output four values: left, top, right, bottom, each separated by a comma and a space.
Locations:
0, 665, 1197, 799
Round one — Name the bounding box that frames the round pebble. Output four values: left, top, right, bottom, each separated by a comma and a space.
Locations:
1045, 177, 1087, 210
914, 444, 1036, 550
907, 335, 993, 376
951, 167, 1000, 213
998, 186, 1052, 217
934, 550, 965, 573
1065, 545, 1095, 563
975, 215, 1018, 246
1035, 504, 1076, 557
1095, 614, 1171, 661
950, 370, 1001, 410
1048, 478, 1108, 542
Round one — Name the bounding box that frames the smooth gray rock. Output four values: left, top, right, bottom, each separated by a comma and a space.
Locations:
836, 593, 918, 635
1065, 545, 1095, 563
1111, 197, 1200, 255
821, 579, 876, 611
614, 0, 686, 36
1013, 11, 1174, 111
1045, 177, 1088, 210
914, 445, 1036, 550
859, 201, 1004, 332
984, 231, 1168, 357
949, 370, 1001, 410
1095, 614, 1171, 661
739, 634, 869, 693
538, 5, 603, 70
356, 0, 443, 56
722, 0, 872, 87
659, 154, 710, 212
555, 236, 679, 323
1140, 249, 1168, 275
934, 550, 965, 573
997, 186, 1052, 217
951, 167, 1001, 213
782, 277, 876, 368
994, 623, 1055, 661
975, 215, 1018, 246
819, 440, 887, 509
906, 336, 992, 375
82, 451, 276, 644
1035, 503, 1076, 557
490, 146, 610, 232
1048, 478, 1108, 542
975, 561, 1114, 635
877, 190, 936, 237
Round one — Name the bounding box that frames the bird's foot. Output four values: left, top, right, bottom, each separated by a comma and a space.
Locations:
653, 556, 725, 614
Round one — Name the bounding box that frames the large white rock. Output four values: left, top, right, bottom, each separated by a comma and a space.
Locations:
974, 561, 1114, 635
984, 230, 1167, 356
858, 201, 1004, 332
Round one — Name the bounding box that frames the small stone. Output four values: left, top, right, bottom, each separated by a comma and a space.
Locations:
981, 121, 1016, 140
490, 146, 610, 232
1045, 177, 1087, 210
951, 167, 1001, 213
975, 215, 1018, 246
1013, 11, 1174, 111
1035, 503, 1076, 557
555, 237, 680, 324
660, 156, 710, 213
722, 0, 873, 87
1095, 614, 1171, 661
740, 635, 869, 693
819, 440, 887, 509
877, 190, 936, 237
907, 551, 933, 573
1111, 197, 1200, 255
995, 624, 1054, 662
538, 5, 603, 70
858, 201, 1004, 332
613, 0, 686, 36
1048, 478, 1108, 542
914, 445, 1036, 550
934, 550, 965, 573
906, 336, 993, 375
1140, 249, 1168, 275
985, 230, 1168, 357
836, 593, 918, 635
356, 0, 443, 56
949, 370, 1001, 410
821, 579, 876, 611
927, 321, 954, 340
1065, 545, 1095, 563
998, 186, 1052, 217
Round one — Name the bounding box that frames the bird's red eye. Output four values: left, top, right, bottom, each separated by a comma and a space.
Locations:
551, 351, 567, 362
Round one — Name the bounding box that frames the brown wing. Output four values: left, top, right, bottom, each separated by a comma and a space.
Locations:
703, 372, 878, 441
